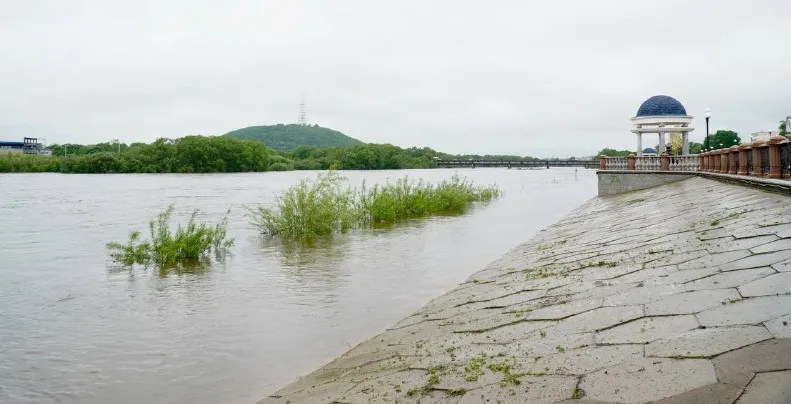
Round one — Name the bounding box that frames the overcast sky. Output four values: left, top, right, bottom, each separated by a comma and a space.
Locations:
1, 1, 789, 157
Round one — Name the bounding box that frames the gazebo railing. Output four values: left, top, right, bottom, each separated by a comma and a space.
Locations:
599, 135, 791, 180
635, 155, 661, 171
669, 155, 699, 171
599, 154, 699, 172
603, 156, 628, 170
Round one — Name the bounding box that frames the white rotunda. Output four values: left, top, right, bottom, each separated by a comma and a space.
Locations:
631, 95, 694, 156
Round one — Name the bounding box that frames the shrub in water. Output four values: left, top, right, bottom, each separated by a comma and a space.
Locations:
250, 171, 359, 240
107, 205, 234, 268
251, 171, 501, 240
359, 175, 500, 224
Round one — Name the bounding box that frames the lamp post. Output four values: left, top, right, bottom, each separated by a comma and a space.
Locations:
704, 108, 711, 150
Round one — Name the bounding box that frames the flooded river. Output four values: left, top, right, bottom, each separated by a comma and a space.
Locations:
0, 168, 596, 404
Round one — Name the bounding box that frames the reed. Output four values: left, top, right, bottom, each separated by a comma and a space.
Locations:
359, 175, 500, 224
107, 205, 234, 268
250, 171, 359, 240
251, 172, 501, 240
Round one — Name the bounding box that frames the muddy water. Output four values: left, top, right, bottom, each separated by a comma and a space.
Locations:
0, 168, 596, 404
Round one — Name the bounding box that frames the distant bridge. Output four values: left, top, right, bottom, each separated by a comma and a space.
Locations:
436, 160, 597, 169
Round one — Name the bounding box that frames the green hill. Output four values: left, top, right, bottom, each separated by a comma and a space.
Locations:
222, 124, 363, 150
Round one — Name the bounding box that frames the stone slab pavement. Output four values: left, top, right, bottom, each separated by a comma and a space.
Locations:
259, 177, 791, 404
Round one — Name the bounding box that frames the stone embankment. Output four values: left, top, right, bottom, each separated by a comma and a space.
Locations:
260, 177, 791, 404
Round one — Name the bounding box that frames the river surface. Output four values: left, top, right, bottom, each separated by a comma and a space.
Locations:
0, 168, 596, 404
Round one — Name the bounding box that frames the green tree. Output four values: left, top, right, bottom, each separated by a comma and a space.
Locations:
689, 142, 703, 154
706, 130, 741, 150
596, 148, 632, 157
780, 120, 789, 137
223, 124, 363, 150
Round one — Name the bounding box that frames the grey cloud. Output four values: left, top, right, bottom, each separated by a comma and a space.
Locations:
1, 0, 789, 157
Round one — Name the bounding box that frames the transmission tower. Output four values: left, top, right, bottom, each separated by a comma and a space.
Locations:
297, 94, 308, 126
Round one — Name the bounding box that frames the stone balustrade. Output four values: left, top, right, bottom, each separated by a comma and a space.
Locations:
698, 135, 791, 179
599, 154, 699, 172
600, 135, 791, 179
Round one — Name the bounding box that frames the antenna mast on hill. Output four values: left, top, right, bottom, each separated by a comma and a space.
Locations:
297, 94, 308, 126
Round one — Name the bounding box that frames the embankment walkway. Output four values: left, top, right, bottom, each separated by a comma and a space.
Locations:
260, 177, 791, 404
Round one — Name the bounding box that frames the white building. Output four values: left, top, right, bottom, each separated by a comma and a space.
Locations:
751, 131, 779, 142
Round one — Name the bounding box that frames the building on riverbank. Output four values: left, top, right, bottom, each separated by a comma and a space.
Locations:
631, 95, 694, 156
0, 137, 52, 156
751, 130, 779, 142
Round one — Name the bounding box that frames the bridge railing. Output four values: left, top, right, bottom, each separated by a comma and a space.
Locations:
600, 135, 791, 179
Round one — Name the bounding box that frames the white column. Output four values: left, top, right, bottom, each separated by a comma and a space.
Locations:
658, 132, 666, 154
682, 132, 689, 155
637, 132, 643, 156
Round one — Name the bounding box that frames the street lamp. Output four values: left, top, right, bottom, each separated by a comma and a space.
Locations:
704, 108, 711, 150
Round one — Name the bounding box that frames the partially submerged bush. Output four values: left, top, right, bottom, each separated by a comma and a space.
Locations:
107, 205, 234, 269
251, 171, 501, 240
359, 175, 501, 224
250, 171, 359, 240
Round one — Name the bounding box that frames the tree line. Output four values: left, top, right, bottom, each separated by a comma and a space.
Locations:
1, 136, 555, 174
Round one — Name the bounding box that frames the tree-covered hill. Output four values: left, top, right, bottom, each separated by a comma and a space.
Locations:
223, 124, 363, 150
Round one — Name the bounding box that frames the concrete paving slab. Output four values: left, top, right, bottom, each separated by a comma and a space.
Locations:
764, 314, 791, 338
643, 251, 709, 268
529, 344, 643, 375
703, 234, 778, 254
713, 338, 791, 386
467, 320, 555, 344
503, 332, 595, 358
685, 267, 776, 291
480, 289, 547, 308
645, 326, 773, 358
262, 381, 358, 404
573, 264, 644, 282
734, 224, 791, 239
567, 283, 643, 302
645, 289, 741, 316
448, 310, 529, 334
339, 369, 455, 403
643, 267, 720, 287
697, 295, 791, 327
750, 237, 791, 254
553, 306, 644, 334
719, 250, 791, 271
772, 259, 791, 272
457, 375, 577, 404
734, 370, 791, 404
678, 250, 752, 270
580, 358, 717, 403
596, 315, 699, 344
525, 297, 602, 320
603, 284, 685, 306
652, 382, 744, 404
738, 272, 791, 297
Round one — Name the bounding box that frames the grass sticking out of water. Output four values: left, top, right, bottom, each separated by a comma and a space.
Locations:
359, 175, 500, 225
250, 171, 359, 240
251, 171, 501, 241
107, 205, 234, 269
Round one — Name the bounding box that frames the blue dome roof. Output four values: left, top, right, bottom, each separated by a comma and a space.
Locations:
642, 147, 657, 153
636, 95, 687, 117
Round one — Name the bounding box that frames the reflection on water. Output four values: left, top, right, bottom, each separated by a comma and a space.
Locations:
0, 168, 596, 404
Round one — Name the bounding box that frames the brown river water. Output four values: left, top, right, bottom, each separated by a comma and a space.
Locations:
0, 168, 596, 404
